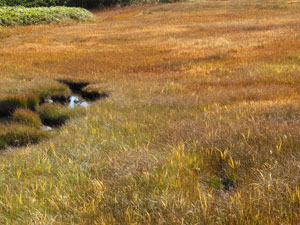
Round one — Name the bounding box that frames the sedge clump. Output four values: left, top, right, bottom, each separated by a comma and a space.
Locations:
0, 123, 48, 147
12, 108, 42, 127
37, 103, 73, 127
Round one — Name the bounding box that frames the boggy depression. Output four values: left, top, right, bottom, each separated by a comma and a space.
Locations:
0, 78, 108, 149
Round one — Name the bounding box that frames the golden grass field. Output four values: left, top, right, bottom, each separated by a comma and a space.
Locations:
1, 0, 300, 224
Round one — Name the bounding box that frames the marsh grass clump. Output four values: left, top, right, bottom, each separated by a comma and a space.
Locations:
27, 94, 40, 111
0, 93, 41, 117
37, 103, 73, 127
32, 79, 71, 101
12, 108, 42, 127
0, 95, 27, 117
0, 123, 48, 147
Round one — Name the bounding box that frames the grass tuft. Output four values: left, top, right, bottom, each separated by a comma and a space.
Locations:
26, 94, 40, 110
0, 123, 48, 147
12, 108, 42, 127
0, 95, 27, 117
37, 103, 73, 127
82, 85, 108, 100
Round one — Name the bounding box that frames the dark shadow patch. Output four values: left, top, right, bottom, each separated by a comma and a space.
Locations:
221, 176, 236, 192
59, 80, 89, 94
40, 118, 66, 127
58, 79, 109, 101
81, 90, 108, 101
51, 95, 69, 104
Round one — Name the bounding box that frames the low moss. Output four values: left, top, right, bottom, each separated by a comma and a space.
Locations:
37, 103, 73, 127
0, 123, 48, 147
12, 108, 42, 127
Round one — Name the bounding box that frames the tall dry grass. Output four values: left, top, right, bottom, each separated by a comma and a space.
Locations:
1, 0, 300, 224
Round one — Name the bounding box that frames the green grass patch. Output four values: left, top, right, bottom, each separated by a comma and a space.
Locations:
0, 6, 94, 26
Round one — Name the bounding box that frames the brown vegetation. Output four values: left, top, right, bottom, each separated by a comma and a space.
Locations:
1, 0, 300, 224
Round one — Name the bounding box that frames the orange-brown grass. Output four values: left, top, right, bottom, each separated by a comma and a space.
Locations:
1, 0, 300, 224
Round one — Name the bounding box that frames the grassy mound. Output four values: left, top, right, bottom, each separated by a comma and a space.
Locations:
12, 109, 42, 127
37, 103, 73, 127
0, 6, 94, 26
82, 84, 108, 100
0, 93, 40, 117
0, 95, 28, 117
0, 123, 48, 147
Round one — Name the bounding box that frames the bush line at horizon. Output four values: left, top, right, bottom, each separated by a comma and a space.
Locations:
0, 6, 94, 26
0, 0, 178, 9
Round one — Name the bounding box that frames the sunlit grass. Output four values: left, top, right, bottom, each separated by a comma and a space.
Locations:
0, 0, 300, 224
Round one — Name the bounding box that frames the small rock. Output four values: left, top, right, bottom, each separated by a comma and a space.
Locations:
41, 125, 52, 131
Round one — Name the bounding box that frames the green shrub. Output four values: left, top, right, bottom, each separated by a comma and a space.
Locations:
12, 108, 42, 127
0, 123, 48, 147
0, 6, 94, 26
37, 103, 73, 126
